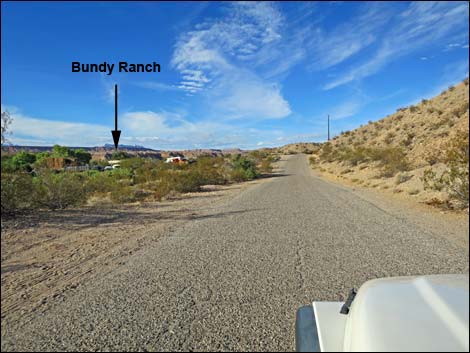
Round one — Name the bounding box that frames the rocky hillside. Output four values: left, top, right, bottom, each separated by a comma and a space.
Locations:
310, 78, 469, 210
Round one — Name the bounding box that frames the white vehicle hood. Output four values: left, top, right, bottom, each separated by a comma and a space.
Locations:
342, 274, 469, 352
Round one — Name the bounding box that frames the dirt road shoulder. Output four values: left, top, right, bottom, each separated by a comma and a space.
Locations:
1, 177, 270, 330
307, 155, 469, 249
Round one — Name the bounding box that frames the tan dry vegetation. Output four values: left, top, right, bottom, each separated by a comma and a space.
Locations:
309, 79, 469, 210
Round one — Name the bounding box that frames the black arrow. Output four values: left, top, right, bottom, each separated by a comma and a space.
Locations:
111, 84, 121, 149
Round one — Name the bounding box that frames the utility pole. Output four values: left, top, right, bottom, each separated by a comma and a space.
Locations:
327, 114, 330, 141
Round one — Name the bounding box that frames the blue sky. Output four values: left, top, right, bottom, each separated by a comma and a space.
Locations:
1, 1, 469, 150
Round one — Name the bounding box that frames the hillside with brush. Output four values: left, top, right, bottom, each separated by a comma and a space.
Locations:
309, 78, 469, 210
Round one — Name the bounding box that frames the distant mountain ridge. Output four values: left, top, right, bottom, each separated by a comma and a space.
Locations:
9, 144, 157, 152
6, 144, 246, 160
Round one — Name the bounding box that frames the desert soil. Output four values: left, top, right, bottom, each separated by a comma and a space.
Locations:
1, 179, 263, 331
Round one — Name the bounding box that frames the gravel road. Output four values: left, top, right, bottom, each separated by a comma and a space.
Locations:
2, 154, 468, 351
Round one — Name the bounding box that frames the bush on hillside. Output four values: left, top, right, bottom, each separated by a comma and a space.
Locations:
422, 131, 469, 208
370, 147, 410, 177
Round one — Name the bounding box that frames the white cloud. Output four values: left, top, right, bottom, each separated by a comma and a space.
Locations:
132, 81, 181, 92
307, 3, 390, 70
443, 42, 469, 52
323, 2, 469, 90
6, 109, 109, 146
329, 100, 363, 120
2, 106, 297, 149
209, 71, 291, 120
170, 2, 292, 120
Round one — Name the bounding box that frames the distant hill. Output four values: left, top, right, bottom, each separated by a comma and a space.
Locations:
7, 144, 245, 160
103, 144, 156, 151
10, 145, 157, 152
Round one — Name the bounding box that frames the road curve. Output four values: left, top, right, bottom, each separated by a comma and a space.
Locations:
2, 154, 468, 351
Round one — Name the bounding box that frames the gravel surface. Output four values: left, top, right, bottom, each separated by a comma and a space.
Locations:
2, 154, 468, 351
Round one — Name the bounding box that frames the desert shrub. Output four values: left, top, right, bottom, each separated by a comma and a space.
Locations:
448, 85, 455, 91
424, 150, 440, 166
368, 147, 410, 177
421, 99, 429, 105
409, 105, 419, 113
86, 170, 122, 194
229, 168, 251, 182
340, 147, 368, 166
110, 185, 148, 203
132, 161, 160, 184
247, 150, 268, 164
231, 156, 259, 181
33, 171, 88, 210
319, 142, 334, 162
401, 132, 415, 147
430, 118, 445, 130
384, 132, 395, 145
395, 173, 413, 185
1, 173, 35, 214
422, 131, 469, 208
192, 156, 227, 185
172, 170, 205, 192
119, 157, 148, 170
259, 158, 273, 174
150, 169, 204, 199
451, 102, 469, 118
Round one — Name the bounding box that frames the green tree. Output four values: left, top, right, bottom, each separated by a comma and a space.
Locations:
110, 151, 130, 160
52, 144, 71, 157
6, 151, 37, 172
73, 149, 92, 164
